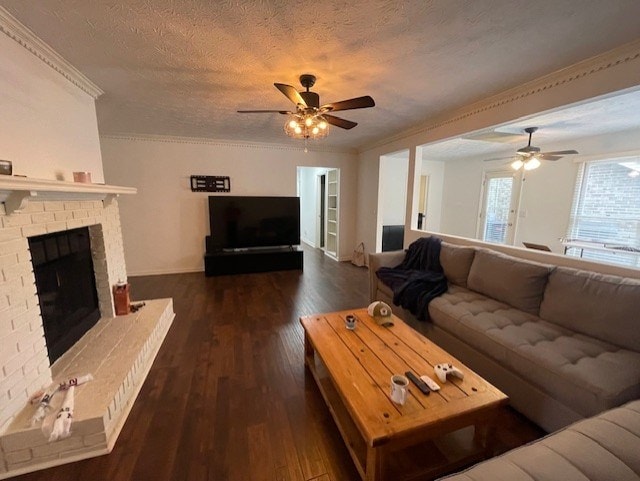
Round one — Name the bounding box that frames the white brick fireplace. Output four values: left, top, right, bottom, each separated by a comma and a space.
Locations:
0, 177, 175, 478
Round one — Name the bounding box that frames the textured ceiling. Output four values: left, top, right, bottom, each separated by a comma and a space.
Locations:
2, 0, 640, 150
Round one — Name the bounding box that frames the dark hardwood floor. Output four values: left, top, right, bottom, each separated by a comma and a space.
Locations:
15, 244, 543, 481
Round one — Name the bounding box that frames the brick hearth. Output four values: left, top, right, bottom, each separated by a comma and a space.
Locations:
0, 194, 174, 478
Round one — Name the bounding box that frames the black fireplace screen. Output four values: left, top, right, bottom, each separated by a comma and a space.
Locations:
29, 227, 100, 364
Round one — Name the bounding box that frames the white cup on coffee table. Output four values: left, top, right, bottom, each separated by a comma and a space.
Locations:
390, 374, 409, 405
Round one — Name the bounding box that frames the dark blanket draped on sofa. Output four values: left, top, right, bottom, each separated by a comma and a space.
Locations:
376, 237, 448, 321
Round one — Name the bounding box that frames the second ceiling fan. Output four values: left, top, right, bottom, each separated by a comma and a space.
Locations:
487, 127, 579, 170
516, 127, 579, 159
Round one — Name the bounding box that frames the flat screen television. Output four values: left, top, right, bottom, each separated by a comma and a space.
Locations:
209, 196, 300, 250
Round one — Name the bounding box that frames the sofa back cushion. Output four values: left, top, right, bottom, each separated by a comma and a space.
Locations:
467, 248, 554, 314
440, 242, 476, 287
539, 267, 640, 351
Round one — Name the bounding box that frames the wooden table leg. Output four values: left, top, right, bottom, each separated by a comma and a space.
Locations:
365, 445, 383, 481
474, 414, 499, 458
304, 330, 314, 367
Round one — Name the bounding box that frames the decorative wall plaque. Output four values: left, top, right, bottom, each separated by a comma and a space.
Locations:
190, 175, 230, 192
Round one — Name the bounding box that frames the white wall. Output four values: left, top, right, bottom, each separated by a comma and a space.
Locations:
297, 166, 327, 247
440, 157, 487, 239
379, 154, 408, 225
513, 160, 577, 252
356, 153, 380, 261
0, 31, 103, 182
101, 136, 357, 275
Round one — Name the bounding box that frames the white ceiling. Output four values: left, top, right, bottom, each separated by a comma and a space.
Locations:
2, 0, 640, 150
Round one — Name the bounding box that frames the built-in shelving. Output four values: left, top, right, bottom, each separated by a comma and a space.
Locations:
0, 176, 137, 214
325, 169, 339, 259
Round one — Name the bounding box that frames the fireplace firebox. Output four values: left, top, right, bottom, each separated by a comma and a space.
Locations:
29, 227, 100, 364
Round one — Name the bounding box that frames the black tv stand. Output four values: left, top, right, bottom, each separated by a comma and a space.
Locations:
204, 241, 303, 277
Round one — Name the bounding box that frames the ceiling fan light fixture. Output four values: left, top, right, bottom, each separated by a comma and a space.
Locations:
284, 113, 329, 140
524, 157, 541, 170
511, 159, 524, 170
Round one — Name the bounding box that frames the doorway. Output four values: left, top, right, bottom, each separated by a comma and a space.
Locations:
477, 170, 520, 244
297, 166, 340, 259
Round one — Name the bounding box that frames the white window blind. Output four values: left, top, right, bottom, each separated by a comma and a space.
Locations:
566, 158, 640, 267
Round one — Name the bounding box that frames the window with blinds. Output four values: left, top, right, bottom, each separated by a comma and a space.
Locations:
566, 158, 640, 267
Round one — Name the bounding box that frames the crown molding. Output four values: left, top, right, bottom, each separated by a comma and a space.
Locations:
100, 133, 357, 155
362, 39, 640, 154
0, 6, 103, 99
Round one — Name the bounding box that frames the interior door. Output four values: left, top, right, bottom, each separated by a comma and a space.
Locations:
477, 171, 520, 245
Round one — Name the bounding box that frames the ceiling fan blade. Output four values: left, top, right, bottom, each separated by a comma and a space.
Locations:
274, 83, 307, 107
323, 114, 357, 130
539, 154, 563, 161
483, 156, 514, 162
540, 150, 579, 156
321, 96, 375, 112
237, 110, 292, 114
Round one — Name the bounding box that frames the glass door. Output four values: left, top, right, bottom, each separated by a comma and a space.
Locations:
478, 171, 519, 245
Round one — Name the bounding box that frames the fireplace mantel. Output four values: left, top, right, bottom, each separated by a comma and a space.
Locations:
0, 176, 137, 214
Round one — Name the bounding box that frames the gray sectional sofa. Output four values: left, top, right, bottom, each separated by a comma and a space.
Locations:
440, 399, 640, 481
369, 240, 640, 433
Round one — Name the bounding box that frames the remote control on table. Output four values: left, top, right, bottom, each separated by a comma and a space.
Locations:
419, 375, 441, 391
405, 371, 430, 395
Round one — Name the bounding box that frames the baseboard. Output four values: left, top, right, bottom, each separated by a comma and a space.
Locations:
127, 267, 204, 277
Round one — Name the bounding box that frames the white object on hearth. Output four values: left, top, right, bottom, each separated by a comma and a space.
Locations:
60, 374, 94, 390
30, 374, 93, 427
48, 386, 75, 442
30, 385, 59, 427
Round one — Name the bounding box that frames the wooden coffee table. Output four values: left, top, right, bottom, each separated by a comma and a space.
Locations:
300, 308, 508, 481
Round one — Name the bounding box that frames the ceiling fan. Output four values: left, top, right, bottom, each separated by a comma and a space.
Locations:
237, 74, 375, 143
485, 127, 579, 170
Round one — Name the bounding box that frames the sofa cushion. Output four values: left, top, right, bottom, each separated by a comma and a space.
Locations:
467, 248, 553, 315
438, 400, 640, 481
440, 242, 476, 287
429, 285, 640, 418
539, 267, 640, 352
